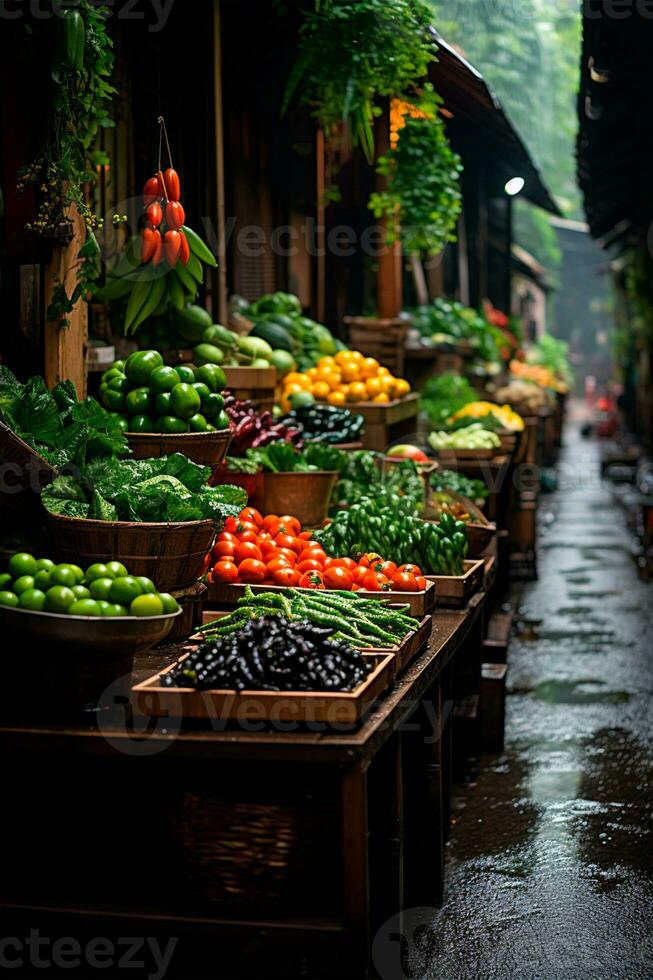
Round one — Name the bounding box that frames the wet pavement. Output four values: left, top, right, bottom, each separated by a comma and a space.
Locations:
422, 421, 653, 979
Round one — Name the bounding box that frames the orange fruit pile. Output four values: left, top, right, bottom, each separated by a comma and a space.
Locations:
279, 350, 411, 411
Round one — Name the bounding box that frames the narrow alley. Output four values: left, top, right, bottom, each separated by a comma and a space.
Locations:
424, 415, 653, 978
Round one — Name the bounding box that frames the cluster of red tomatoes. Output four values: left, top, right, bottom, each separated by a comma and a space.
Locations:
141, 168, 189, 267
208, 508, 428, 592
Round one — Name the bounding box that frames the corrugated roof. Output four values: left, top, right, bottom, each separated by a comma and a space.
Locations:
430, 29, 562, 216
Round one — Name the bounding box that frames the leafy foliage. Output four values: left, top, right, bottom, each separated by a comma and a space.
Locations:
369, 86, 462, 256
419, 372, 477, 427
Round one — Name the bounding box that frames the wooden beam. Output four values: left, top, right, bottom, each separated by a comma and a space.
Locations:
376, 105, 402, 318
212, 0, 228, 326
43, 203, 88, 397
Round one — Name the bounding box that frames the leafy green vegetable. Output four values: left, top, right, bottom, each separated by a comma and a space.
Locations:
331, 451, 424, 514
419, 373, 477, 427
41, 452, 247, 525
430, 469, 488, 502
244, 443, 347, 474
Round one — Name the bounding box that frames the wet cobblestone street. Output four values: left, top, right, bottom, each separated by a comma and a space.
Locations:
423, 421, 653, 979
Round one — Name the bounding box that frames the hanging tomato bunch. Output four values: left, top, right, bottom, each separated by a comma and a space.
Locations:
140, 167, 189, 268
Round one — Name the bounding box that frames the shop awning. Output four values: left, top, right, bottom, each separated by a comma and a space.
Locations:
429, 30, 562, 217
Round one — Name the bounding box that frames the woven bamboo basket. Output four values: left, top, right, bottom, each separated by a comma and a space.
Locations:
125, 428, 232, 468
0, 420, 56, 491
46, 514, 215, 591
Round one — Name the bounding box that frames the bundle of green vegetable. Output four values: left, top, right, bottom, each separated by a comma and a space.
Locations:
428, 424, 501, 451
41, 452, 246, 524
419, 373, 477, 428
227, 442, 347, 474
411, 299, 505, 364
246, 291, 343, 371
199, 586, 416, 649
0, 367, 128, 468
330, 451, 424, 514
313, 504, 468, 575
430, 470, 488, 503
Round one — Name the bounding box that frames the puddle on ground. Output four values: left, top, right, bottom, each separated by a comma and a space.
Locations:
566, 575, 592, 585
567, 589, 621, 600
532, 679, 632, 705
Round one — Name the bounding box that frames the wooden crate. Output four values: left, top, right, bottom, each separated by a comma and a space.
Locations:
224, 365, 277, 412
424, 558, 484, 607
355, 393, 420, 452
343, 316, 408, 376
131, 651, 395, 726
205, 579, 436, 618
362, 615, 433, 674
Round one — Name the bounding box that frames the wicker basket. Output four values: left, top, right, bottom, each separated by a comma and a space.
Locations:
0, 420, 55, 491
46, 514, 215, 591
344, 316, 409, 376
125, 428, 232, 468
261, 471, 337, 528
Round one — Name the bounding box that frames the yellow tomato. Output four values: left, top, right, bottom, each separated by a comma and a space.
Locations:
284, 372, 312, 390
347, 350, 364, 363
365, 376, 384, 398
327, 390, 346, 407
316, 364, 337, 382
394, 378, 411, 397
334, 350, 353, 367
318, 355, 336, 368
377, 366, 391, 377
347, 381, 368, 402
339, 383, 351, 399
307, 367, 319, 380
341, 362, 360, 383
359, 357, 380, 379
312, 380, 330, 399
373, 392, 390, 403
283, 382, 305, 396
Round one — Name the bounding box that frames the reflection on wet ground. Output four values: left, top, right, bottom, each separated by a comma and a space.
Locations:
421, 425, 653, 979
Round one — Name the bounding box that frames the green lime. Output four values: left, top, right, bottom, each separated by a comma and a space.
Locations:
169, 383, 201, 420
125, 387, 153, 416
154, 392, 172, 416
71, 564, 84, 583
109, 576, 143, 606
68, 598, 102, 616
176, 364, 196, 384
34, 569, 53, 591
149, 366, 181, 394
102, 387, 125, 413
195, 363, 226, 392
192, 382, 211, 402
89, 577, 114, 601
124, 350, 163, 386
8, 552, 37, 579
18, 588, 47, 611
289, 391, 315, 410
105, 561, 128, 579
13, 575, 35, 595
85, 563, 109, 582
0, 591, 19, 608
96, 600, 111, 614
135, 576, 156, 594
128, 414, 155, 433
71, 585, 91, 600
214, 410, 231, 430
159, 415, 189, 433
157, 592, 180, 614
35, 558, 56, 572
188, 413, 209, 432
101, 603, 129, 617
130, 594, 164, 617
45, 585, 76, 613
0, 573, 12, 590
50, 565, 76, 588
206, 424, 217, 432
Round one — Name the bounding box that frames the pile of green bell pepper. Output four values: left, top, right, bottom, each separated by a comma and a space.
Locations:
314, 503, 468, 576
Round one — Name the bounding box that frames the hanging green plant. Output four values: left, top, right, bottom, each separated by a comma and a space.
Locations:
281, 0, 436, 197
16, 2, 119, 326
368, 86, 463, 257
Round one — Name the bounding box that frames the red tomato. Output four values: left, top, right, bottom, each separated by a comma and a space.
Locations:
323, 566, 354, 590
234, 541, 263, 564
415, 576, 427, 590
258, 537, 278, 557
275, 533, 303, 554
353, 566, 370, 585
299, 547, 327, 565
269, 548, 298, 565
323, 557, 348, 570
239, 507, 263, 527
211, 560, 239, 584
223, 516, 238, 534
217, 530, 238, 544
237, 558, 267, 583
272, 566, 301, 587
237, 529, 258, 545
266, 556, 292, 575
262, 514, 280, 531
396, 563, 423, 577
351, 583, 361, 592
299, 530, 313, 541
236, 520, 259, 537
212, 540, 236, 560
297, 558, 324, 574
359, 552, 384, 568
361, 571, 392, 592
380, 560, 397, 578
201, 552, 211, 573
392, 571, 419, 592
276, 515, 301, 536
298, 570, 325, 589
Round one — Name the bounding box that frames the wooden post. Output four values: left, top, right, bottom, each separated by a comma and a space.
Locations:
43, 202, 88, 397
376, 105, 402, 319
212, 0, 228, 327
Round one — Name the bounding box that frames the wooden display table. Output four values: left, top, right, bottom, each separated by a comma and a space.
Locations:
356, 393, 420, 452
